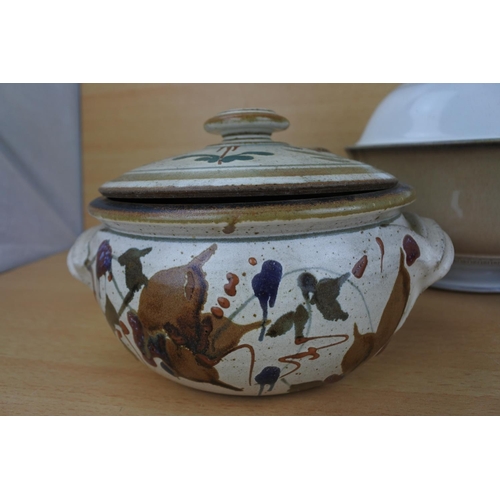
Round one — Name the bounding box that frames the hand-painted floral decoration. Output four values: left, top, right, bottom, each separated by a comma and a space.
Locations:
117, 247, 152, 316
403, 235, 421, 266
173, 149, 273, 165
255, 366, 281, 396
96, 240, 113, 281
81, 231, 424, 395
298, 272, 350, 321
252, 260, 283, 341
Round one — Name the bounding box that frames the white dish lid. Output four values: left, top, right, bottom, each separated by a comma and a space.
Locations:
352, 84, 500, 148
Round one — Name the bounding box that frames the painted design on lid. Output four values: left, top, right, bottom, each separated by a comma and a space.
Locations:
173, 145, 274, 164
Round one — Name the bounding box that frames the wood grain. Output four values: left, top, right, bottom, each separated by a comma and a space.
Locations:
1, 252, 499, 415
81, 83, 398, 228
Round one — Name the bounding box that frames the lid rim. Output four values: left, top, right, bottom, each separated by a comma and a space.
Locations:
90, 182, 415, 224
99, 177, 398, 200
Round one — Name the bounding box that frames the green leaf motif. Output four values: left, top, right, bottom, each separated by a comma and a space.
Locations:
173, 151, 274, 164
266, 304, 309, 339
298, 272, 350, 322
173, 154, 220, 163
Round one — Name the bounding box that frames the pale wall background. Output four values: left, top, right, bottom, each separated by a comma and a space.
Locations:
0, 84, 82, 272
82, 84, 398, 228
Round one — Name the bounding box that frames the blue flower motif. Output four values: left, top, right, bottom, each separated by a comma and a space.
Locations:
96, 240, 113, 281
255, 366, 281, 395
251, 260, 283, 341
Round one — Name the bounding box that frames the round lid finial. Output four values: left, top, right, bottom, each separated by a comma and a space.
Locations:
204, 108, 290, 138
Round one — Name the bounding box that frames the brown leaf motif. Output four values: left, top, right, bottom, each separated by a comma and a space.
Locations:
104, 294, 120, 329
340, 249, 411, 375
131, 244, 262, 391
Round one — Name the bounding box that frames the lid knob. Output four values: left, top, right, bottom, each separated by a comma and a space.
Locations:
204, 108, 289, 140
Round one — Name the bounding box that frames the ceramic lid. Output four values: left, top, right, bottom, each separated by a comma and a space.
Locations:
99, 108, 398, 199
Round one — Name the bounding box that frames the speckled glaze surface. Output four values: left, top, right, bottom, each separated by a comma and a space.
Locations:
68, 109, 454, 396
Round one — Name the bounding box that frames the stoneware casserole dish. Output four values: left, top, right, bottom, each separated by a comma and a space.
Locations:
68, 108, 454, 396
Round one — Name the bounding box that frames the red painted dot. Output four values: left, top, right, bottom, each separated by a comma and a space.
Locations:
119, 321, 130, 336
217, 297, 230, 308
211, 307, 224, 318
224, 273, 239, 296
403, 235, 420, 266
352, 255, 368, 278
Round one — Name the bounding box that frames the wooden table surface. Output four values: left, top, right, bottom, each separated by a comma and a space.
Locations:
1, 252, 499, 416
